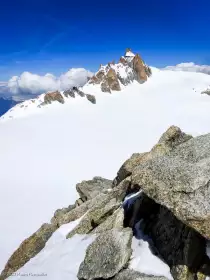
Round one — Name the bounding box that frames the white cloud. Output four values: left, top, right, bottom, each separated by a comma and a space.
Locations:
163, 62, 210, 75
7, 68, 93, 100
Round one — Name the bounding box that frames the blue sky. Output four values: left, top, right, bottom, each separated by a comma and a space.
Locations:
0, 0, 210, 81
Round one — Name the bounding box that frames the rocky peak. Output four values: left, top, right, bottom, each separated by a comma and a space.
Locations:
88, 48, 152, 93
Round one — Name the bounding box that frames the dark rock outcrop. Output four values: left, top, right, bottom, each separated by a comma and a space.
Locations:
201, 89, 210, 96
85, 94, 96, 104
72, 86, 85, 97
63, 89, 76, 98
124, 193, 210, 279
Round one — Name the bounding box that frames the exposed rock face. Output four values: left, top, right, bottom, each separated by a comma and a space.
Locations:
44, 91, 65, 104
76, 176, 112, 200
112, 269, 168, 280
201, 89, 210, 95
63, 89, 76, 98
77, 228, 133, 279
114, 153, 148, 186
171, 265, 206, 280
0, 223, 57, 280
92, 207, 124, 234
53, 177, 130, 227
73, 86, 85, 97
85, 94, 96, 104
51, 204, 75, 224
124, 193, 210, 279
96, 70, 105, 82
101, 80, 111, 93
115, 126, 192, 186
106, 69, 121, 91
131, 132, 210, 239
66, 198, 120, 238
75, 197, 87, 207
132, 54, 148, 83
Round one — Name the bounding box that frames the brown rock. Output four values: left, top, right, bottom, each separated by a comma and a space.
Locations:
0, 223, 57, 280
44, 91, 64, 104
132, 54, 148, 83
106, 69, 121, 91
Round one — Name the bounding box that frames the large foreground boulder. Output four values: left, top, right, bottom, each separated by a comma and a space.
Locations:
115, 126, 192, 186
77, 228, 133, 279
131, 132, 210, 238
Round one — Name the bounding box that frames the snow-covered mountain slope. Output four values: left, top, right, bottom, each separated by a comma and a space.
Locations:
0, 68, 210, 273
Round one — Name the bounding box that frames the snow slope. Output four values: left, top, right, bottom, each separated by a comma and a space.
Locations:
6, 218, 96, 280
0, 68, 210, 273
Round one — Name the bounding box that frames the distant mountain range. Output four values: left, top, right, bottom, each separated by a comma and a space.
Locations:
0, 97, 18, 116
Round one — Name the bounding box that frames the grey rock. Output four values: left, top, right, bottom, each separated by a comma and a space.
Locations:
55, 177, 129, 227
86, 94, 96, 104
131, 129, 210, 238
72, 86, 85, 97
114, 126, 192, 186
114, 153, 148, 186
92, 207, 124, 234
112, 269, 168, 280
75, 197, 87, 207
77, 228, 133, 279
170, 265, 206, 280
63, 89, 75, 98
51, 204, 75, 224
201, 89, 210, 96
66, 198, 120, 238
157, 125, 192, 150
76, 176, 112, 200
101, 80, 111, 93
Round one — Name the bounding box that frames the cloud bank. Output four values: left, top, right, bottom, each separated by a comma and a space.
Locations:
7, 68, 93, 100
163, 62, 210, 75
